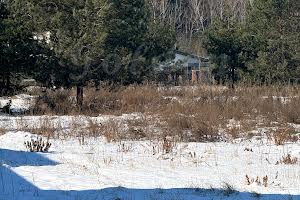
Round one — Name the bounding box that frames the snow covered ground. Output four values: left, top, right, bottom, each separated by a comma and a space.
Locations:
0, 93, 299, 199
0, 94, 34, 113
0, 127, 299, 200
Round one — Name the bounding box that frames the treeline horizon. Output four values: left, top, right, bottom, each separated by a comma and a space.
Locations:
150, 0, 300, 87
0, 0, 299, 101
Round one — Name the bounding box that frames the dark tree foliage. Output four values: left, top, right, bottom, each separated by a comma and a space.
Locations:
30, 0, 175, 106
246, 0, 300, 84
31, 0, 109, 106
0, 0, 43, 95
102, 0, 175, 84
203, 16, 258, 88
1, 0, 175, 101
204, 0, 300, 86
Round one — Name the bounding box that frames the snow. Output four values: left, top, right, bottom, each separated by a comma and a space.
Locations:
0, 128, 299, 200
0, 94, 299, 199
0, 94, 35, 113
0, 113, 143, 133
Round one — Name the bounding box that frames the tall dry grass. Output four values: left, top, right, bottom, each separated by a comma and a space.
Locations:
29, 84, 300, 142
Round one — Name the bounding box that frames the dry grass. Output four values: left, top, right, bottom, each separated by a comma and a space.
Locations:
282, 98, 300, 124
27, 84, 300, 142
120, 85, 162, 113
245, 175, 269, 187
0, 128, 7, 136
16, 117, 56, 139
271, 127, 298, 145
162, 136, 174, 154
126, 117, 149, 140
86, 118, 102, 138
32, 89, 76, 115
99, 120, 123, 142
117, 142, 133, 153
222, 182, 235, 196
82, 86, 122, 115
100, 117, 152, 142
276, 154, 298, 165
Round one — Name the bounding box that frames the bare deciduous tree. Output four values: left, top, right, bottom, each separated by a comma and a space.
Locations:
147, 0, 249, 52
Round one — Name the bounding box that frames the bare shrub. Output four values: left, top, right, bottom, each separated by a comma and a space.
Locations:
276, 154, 298, 165
100, 120, 122, 142
86, 118, 102, 138
32, 89, 76, 115
222, 182, 235, 196
272, 127, 298, 145
162, 136, 174, 154
24, 137, 51, 152
120, 85, 162, 113
16, 117, 56, 139
0, 128, 7, 135
82, 86, 121, 115
282, 97, 300, 124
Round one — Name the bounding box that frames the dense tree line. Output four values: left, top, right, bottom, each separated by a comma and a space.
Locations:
0, 0, 299, 101
203, 0, 300, 86
0, 0, 175, 105
0, 0, 45, 95
148, 0, 299, 86
148, 0, 300, 86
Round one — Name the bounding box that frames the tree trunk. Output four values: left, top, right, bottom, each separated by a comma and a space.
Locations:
230, 67, 235, 90
76, 85, 84, 107
5, 73, 10, 95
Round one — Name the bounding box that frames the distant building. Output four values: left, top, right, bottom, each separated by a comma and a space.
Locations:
174, 50, 210, 82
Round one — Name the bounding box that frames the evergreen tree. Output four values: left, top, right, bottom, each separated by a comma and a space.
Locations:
203, 10, 258, 88
246, 0, 300, 84
32, 0, 175, 106
0, 0, 42, 95
102, 0, 175, 84
32, 0, 109, 106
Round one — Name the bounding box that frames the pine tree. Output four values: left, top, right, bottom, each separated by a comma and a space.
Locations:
203, 7, 258, 88
0, 0, 42, 95
32, 0, 109, 106
32, 0, 175, 106
246, 0, 300, 84
102, 0, 175, 84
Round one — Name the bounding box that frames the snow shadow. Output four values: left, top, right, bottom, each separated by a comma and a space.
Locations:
0, 149, 299, 200
40, 187, 300, 200
0, 148, 58, 199
0, 148, 58, 167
